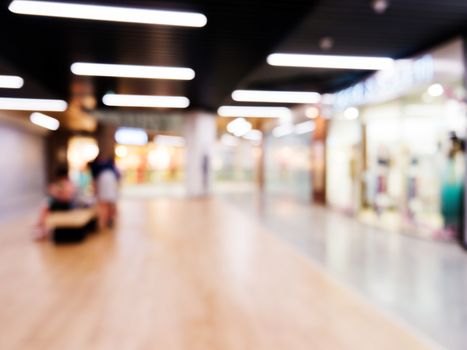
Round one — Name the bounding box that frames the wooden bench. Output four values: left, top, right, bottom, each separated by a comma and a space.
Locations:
46, 208, 97, 244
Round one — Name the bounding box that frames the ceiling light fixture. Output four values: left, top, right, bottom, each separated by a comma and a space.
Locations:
0, 75, 24, 89
305, 106, 319, 119
232, 90, 320, 104
227, 118, 252, 137
29, 112, 60, 130
267, 53, 394, 70
0, 97, 67, 111
371, 0, 390, 14
427, 83, 444, 97
319, 37, 334, 51
218, 106, 292, 119
9, 0, 207, 27
71, 62, 195, 81
103, 94, 190, 108
344, 107, 359, 120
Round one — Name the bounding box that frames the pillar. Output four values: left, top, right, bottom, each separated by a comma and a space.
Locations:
184, 111, 216, 197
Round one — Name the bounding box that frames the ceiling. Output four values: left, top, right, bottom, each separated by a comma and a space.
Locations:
0, 0, 466, 114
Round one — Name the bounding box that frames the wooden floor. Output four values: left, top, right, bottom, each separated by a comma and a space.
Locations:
0, 198, 436, 350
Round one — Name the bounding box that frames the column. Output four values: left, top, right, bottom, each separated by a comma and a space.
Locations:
184, 111, 216, 197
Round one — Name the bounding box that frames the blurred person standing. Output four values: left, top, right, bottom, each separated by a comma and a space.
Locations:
439, 133, 465, 239
90, 156, 120, 230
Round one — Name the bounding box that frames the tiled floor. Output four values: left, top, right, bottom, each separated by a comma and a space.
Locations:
222, 191, 467, 350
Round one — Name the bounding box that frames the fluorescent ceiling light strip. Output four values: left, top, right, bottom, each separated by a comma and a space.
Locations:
103, 94, 190, 108
218, 106, 291, 118
71, 62, 195, 80
232, 90, 321, 104
30, 112, 59, 130
9, 0, 207, 28
267, 53, 394, 70
0, 75, 24, 89
0, 97, 67, 111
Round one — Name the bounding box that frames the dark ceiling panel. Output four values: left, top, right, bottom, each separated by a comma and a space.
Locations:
241, 0, 467, 96
0, 0, 317, 110
0, 0, 466, 112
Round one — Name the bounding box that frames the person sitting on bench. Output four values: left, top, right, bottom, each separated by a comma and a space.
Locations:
33, 166, 77, 241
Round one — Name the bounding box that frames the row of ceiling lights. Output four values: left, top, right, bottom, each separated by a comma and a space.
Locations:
1, 0, 397, 129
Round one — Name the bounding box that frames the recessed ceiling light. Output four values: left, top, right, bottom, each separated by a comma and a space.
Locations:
227, 118, 252, 137
9, 0, 207, 28
0, 97, 67, 111
71, 62, 195, 81
103, 94, 190, 108
427, 83, 444, 97
344, 107, 359, 120
0, 75, 24, 89
371, 0, 390, 14
30, 112, 60, 130
218, 106, 292, 119
232, 90, 320, 104
319, 37, 334, 51
305, 106, 319, 119
267, 53, 394, 70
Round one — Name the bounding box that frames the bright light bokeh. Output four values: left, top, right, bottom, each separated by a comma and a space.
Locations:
9, 0, 207, 28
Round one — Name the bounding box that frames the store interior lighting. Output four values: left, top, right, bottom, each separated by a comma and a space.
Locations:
115, 145, 129, 158
0, 97, 67, 111
9, 0, 207, 27
305, 106, 319, 119
115, 127, 148, 146
29, 112, 60, 130
427, 83, 444, 97
232, 90, 320, 104
227, 118, 252, 137
0, 75, 24, 89
71, 62, 195, 80
103, 94, 190, 108
267, 53, 395, 70
344, 107, 360, 120
218, 106, 292, 119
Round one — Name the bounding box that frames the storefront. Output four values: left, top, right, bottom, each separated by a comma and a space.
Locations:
326, 118, 361, 214
329, 38, 466, 240
262, 108, 315, 202
115, 140, 185, 186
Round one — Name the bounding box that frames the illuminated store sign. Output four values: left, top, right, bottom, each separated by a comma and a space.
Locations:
334, 55, 434, 110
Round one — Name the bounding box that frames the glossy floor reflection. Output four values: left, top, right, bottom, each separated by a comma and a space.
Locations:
222, 191, 467, 350
0, 198, 436, 350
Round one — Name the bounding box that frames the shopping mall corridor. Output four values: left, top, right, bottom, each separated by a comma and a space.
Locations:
0, 197, 439, 350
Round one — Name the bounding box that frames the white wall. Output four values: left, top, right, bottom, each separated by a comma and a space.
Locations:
0, 113, 46, 220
